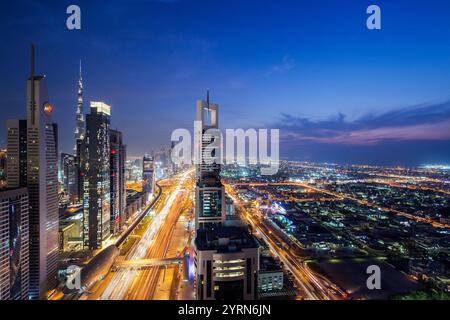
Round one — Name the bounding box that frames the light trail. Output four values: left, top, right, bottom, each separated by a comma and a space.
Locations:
99, 172, 191, 300
226, 186, 332, 300
232, 181, 450, 229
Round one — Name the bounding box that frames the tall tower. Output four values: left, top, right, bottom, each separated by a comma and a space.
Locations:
81, 101, 111, 249
195, 91, 226, 229
142, 154, 154, 195
110, 129, 126, 234
74, 60, 84, 154
6, 119, 27, 188
26, 45, 59, 299
193, 92, 259, 301
0, 188, 30, 300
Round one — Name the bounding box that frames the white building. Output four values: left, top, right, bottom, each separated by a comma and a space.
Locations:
258, 256, 283, 293
195, 93, 226, 229
26, 46, 59, 299
194, 227, 259, 300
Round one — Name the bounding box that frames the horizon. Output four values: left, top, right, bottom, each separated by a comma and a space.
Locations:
1, 0, 450, 166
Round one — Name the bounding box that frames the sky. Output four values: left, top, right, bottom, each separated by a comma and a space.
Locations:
1, 0, 450, 166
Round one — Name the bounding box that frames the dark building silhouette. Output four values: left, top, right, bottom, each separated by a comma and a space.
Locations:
110, 129, 126, 234
6, 119, 28, 188
81, 102, 111, 249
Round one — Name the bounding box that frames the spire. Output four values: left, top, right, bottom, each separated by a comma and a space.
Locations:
78, 60, 83, 92
74, 59, 85, 153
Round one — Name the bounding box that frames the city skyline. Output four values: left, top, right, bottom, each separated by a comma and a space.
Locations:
2, 0, 450, 308
1, 0, 450, 165
0, 9, 449, 302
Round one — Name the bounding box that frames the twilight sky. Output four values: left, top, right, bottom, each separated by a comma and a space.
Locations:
1, 0, 450, 165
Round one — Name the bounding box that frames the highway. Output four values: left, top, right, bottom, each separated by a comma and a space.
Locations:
86, 169, 194, 300
225, 184, 344, 300
124, 173, 193, 300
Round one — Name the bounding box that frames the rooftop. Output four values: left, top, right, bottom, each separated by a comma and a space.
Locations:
195, 226, 259, 252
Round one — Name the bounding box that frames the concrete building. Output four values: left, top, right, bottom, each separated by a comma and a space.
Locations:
193, 93, 260, 301
58, 206, 83, 252
195, 92, 226, 229
258, 256, 283, 294
194, 226, 259, 300
126, 189, 148, 221
26, 46, 59, 299
0, 188, 29, 300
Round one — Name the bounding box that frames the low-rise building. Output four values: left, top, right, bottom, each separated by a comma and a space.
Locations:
194, 226, 259, 300
258, 256, 283, 293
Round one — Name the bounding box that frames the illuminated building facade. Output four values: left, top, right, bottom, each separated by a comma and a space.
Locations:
110, 129, 126, 234
6, 119, 27, 188
194, 227, 259, 300
0, 188, 29, 300
193, 93, 260, 301
74, 61, 85, 153
0, 149, 5, 187
195, 92, 226, 229
26, 46, 59, 299
81, 101, 111, 250
142, 155, 154, 195
61, 153, 79, 203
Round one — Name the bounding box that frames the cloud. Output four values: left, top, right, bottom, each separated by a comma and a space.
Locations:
273, 101, 450, 146
269, 54, 296, 73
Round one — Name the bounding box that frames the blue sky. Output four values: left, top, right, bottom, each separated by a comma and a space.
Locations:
1, 0, 450, 165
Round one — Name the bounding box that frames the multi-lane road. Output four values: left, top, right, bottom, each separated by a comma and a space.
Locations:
225, 183, 344, 300
83, 170, 346, 301
83, 169, 194, 300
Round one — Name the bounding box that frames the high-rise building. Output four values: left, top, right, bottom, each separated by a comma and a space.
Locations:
26, 45, 59, 299
6, 119, 27, 188
110, 129, 126, 234
195, 92, 226, 229
0, 149, 7, 188
61, 153, 79, 203
142, 154, 154, 195
194, 227, 259, 300
75, 138, 83, 202
74, 61, 85, 154
193, 93, 259, 301
0, 188, 29, 300
81, 101, 111, 249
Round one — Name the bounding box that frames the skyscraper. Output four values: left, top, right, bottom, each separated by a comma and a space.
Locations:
26, 45, 59, 299
6, 119, 27, 188
110, 129, 126, 234
61, 153, 79, 203
0, 188, 29, 300
193, 93, 259, 300
0, 149, 6, 187
195, 92, 226, 229
142, 154, 154, 195
81, 101, 111, 249
75, 138, 84, 203
74, 61, 84, 154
